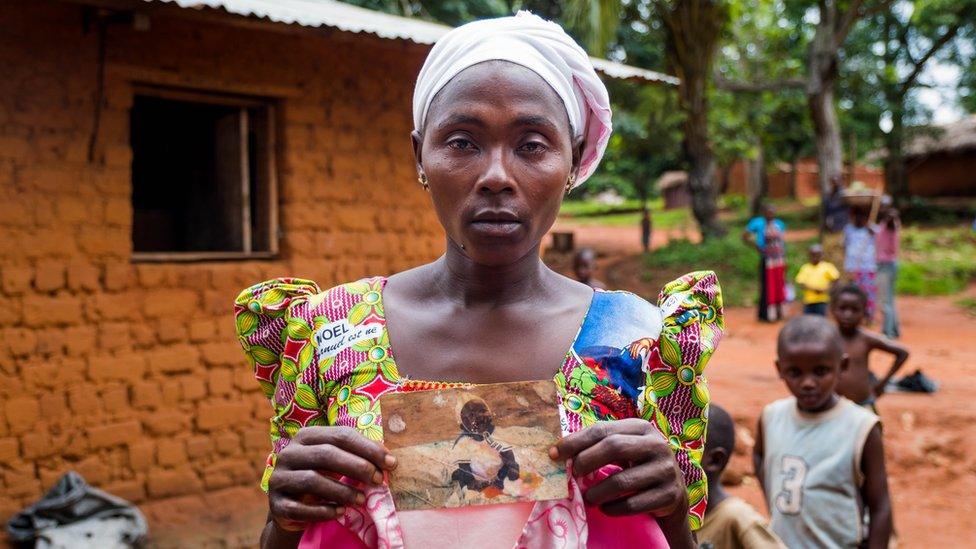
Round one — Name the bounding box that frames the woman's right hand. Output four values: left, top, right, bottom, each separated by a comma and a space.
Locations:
267, 426, 397, 531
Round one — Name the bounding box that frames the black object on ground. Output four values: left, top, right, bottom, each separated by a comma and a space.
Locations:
894, 369, 939, 393
6, 471, 147, 548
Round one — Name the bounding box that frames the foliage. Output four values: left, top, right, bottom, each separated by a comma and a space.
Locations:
896, 226, 976, 295
957, 297, 976, 317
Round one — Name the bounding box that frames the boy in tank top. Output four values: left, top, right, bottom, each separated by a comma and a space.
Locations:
753, 315, 892, 548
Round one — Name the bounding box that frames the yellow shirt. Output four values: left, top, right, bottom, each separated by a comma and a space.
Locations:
795, 261, 840, 304
698, 496, 785, 549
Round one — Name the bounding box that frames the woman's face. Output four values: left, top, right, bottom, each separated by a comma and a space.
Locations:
414, 61, 580, 266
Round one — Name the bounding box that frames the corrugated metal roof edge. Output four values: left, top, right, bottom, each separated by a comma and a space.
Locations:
145, 0, 677, 85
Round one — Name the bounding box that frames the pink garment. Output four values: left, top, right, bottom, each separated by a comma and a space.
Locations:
876, 222, 899, 263
298, 465, 668, 548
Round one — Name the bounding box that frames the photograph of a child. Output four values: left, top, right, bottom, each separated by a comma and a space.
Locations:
380, 380, 567, 512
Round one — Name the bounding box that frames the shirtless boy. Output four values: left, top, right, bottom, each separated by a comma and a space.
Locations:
830, 283, 909, 411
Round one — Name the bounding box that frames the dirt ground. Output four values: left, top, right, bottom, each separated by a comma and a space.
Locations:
138, 223, 975, 547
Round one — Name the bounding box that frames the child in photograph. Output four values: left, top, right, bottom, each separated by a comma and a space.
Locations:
831, 283, 910, 413
573, 247, 606, 289
794, 244, 840, 316
754, 315, 892, 548
698, 404, 784, 549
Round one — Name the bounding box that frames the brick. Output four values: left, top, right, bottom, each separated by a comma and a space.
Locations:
0, 135, 31, 158
75, 454, 111, 486
142, 411, 190, 436
42, 392, 70, 423
21, 432, 56, 459
144, 289, 198, 318
130, 381, 162, 410
4, 396, 40, 434
20, 165, 76, 193
60, 325, 97, 356
103, 479, 145, 503
23, 295, 82, 327
68, 384, 102, 415
214, 431, 242, 456
88, 420, 141, 449
1, 266, 32, 295
161, 379, 182, 404
33, 260, 66, 292
200, 342, 241, 368
207, 368, 233, 396
188, 319, 218, 343
25, 228, 77, 257
234, 368, 261, 393
131, 323, 156, 347
4, 469, 41, 498
103, 263, 132, 291
67, 262, 100, 291
88, 353, 146, 382
147, 345, 200, 374
180, 376, 207, 401
89, 292, 139, 321
202, 459, 256, 488
156, 438, 187, 467
243, 429, 269, 452
54, 197, 91, 224
0, 438, 20, 462
61, 431, 90, 460
104, 197, 131, 226
0, 296, 22, 326
77, 227, 128, 256
1, 327, 37, 357
100, 382, 129, 414
185, 435, 214, 460
157, 317, 187, 344
196, 401, 252, 431
136, 266, 174, 288
147, 469, 203, 498
98, 321, 131, 351
128, 441, 155, 472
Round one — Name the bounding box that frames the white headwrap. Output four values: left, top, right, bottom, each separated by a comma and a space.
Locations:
412, 11, 612, 187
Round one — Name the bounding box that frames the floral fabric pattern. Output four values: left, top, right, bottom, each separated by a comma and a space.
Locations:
235, 270, 723, 545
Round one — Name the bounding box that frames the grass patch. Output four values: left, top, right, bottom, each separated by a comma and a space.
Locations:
896, 227, 976, 296
957, 297, 976, 317
640, 233, 815, 307
559, 198, 696, 230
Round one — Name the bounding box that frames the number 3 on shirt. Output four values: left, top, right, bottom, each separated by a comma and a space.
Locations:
775, 455, 807, 515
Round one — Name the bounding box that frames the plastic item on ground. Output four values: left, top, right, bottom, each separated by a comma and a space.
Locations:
6, 471, 147, 548
893, 369, 939, 394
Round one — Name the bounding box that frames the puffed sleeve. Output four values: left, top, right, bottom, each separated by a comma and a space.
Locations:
641, 270, 723, 530
234, 277, 325, 491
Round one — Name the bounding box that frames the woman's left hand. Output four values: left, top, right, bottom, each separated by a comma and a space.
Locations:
549, 418, 694, 546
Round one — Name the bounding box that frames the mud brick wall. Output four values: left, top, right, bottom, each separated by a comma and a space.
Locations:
0, 0, 443, 521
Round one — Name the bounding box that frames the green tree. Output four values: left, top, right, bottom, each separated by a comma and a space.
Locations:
847, 0, 976, 202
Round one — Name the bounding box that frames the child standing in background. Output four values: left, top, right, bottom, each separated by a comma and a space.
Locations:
572, 248, 606, 289
754, 315, 892, 548
831, 283, 910, 413
843, 208, 878, 322
875, 198, 901, 339
698, 404, 785, 549
794, 244, 839, 316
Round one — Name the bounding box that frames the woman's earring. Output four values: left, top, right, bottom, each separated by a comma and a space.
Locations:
565, 174, 576, 195
418, 173, 429, 191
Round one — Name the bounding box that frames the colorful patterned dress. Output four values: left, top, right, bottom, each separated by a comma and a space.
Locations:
234, 271, 723, 548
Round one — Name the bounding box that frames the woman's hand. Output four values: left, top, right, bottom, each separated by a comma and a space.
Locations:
549, 419, 694, 547
267, 426, 396, 531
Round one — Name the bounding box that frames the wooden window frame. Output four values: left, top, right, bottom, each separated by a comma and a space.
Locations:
130, 85, 279, 263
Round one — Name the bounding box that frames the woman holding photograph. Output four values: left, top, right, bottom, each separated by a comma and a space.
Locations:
235, 12, 723, 549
